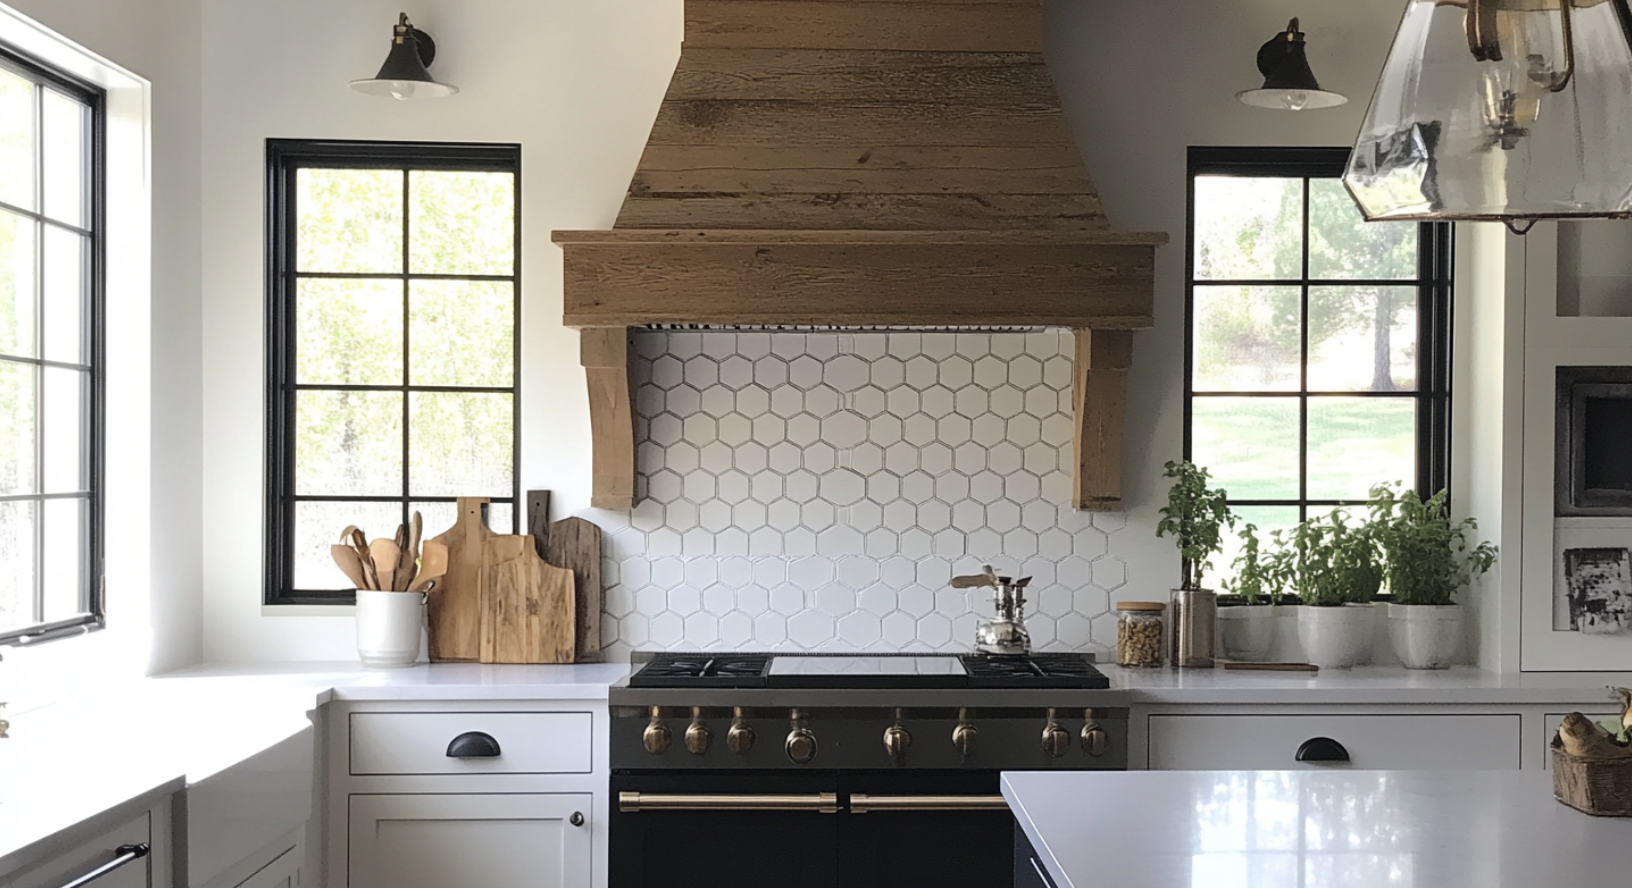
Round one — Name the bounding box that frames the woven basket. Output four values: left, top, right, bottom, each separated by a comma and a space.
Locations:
1552, 745, 1632, 816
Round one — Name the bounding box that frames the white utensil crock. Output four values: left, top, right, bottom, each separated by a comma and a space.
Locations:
356, 590, 426, 668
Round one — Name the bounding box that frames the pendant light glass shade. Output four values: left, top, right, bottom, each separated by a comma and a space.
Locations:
1237, 18, 1349, 111
350, 13, 458, 100
1345, 0, 1632, 228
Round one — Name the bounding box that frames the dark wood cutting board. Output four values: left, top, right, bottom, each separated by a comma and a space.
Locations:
545, 516, 603, 662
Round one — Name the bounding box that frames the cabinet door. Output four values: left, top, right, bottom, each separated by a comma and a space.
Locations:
11, 813, 151, 888
234, 845, 299, 888
349, 794, 591, 888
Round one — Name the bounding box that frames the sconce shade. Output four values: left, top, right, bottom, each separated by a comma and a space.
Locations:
1345, 0, 1632, 228
350, 13, 458, 100
1237, 18, 1349, 111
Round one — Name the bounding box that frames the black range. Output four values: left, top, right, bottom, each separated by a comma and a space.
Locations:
609, 653, 1127, 888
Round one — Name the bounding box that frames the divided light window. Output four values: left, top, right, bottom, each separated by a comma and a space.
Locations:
1185, 147, 1452, 580
0, 47, 103, 645
266, 140, 520, 605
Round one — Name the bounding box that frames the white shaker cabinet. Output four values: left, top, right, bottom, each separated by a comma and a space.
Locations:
349, 794, 591, 888
1147, 713, 1523, 771
8, 809, 167, 888
231, 845, 301, 888
328, 700, 609, 888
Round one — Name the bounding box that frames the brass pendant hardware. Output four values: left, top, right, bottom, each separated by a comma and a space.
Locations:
883, 708, 911, 764
727, 706, 755, 755
1041, 707, 1070, 758
685, 706, 711, 755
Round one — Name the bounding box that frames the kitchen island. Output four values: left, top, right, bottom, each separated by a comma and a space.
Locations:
1004, 769, 1632, 888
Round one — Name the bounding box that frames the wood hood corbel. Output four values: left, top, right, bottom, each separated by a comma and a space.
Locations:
554, 0, 1167, 512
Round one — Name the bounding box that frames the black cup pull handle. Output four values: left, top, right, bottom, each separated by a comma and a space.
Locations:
446, 731, 502, 758
1295, 736, 1351, 764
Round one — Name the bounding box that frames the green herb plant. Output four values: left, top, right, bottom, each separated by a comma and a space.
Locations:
1268, 510, 1381, 607
1156, 460, 1235, 592
1224, 523, 1278, 606
1367, 483, 1497, 606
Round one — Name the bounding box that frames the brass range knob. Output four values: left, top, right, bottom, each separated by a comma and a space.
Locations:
1081, 710, 1108, 757
1041, 708, 1070, 758
786, 708, 817, 765
883, 711, 912, 764
685, 707, 711, 755
643, 707, 671, 755
727, 707, 755, 755
952, 721, 978, 759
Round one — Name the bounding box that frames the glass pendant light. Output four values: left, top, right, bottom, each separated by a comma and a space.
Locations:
1345, 0, 1632, 231
350, 13, 459, 100
1237, 18, 1349, 111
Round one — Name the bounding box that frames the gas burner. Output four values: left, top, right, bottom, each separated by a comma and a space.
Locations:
960, 653, 1110, 689
628, 653, 772, 688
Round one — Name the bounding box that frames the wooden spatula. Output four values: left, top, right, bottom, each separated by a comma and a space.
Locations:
343, 526, 377, 590
409, 540, 448, 592
330, 544, 371, 591
369, 538, 403, 591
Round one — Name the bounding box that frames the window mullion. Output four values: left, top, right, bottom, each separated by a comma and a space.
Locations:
1299, 177, 1311, 523
401, 169, 412, 535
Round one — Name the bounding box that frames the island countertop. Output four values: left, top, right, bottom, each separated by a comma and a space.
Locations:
1003, 769, 1632, 888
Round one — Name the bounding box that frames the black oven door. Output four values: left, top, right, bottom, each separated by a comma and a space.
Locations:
611, 770, 1012, 888
611, 771, 841, 888
839, 770, 1012, 888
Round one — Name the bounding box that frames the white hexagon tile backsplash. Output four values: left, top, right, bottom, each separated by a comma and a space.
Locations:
581, 329, 1132, 660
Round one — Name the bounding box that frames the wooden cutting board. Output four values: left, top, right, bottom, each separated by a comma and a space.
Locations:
545, 516, 603, 663
427, 497, 495, 662
479, 534, 576, 664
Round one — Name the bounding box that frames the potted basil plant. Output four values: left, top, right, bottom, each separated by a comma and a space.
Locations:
1369, 483, 1497, 669
1156, 460, 1234, 667
1273, 510, 1382, 668
1218, 523, 1278, 661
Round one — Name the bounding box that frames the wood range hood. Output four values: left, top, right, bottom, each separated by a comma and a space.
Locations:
553, 0, 1167, 511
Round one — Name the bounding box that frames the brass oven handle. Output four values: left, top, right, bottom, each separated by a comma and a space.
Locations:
848, 794, 1009, 813
619, 792, 839, 813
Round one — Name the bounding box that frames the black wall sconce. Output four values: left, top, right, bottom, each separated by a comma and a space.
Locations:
1236, 18, 1346, 111
350, 12, 458, 100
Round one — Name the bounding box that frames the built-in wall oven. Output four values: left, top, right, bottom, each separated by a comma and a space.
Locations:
609, 654, 1128, 888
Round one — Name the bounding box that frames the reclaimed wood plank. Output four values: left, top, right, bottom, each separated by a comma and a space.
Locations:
647, 99, 1073, 148
627, 145, 1096, 196
560, 242, 1157, 329
685, 0, 1043, 51
580, 328, 636, 510
617, 192, 1107, 231
545, 517, 604, 663
667, 48, 1054, 104
1073, 329, 1134, 511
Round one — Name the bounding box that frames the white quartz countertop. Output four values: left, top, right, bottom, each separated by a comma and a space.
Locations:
0, 661, 628, 875
1104, 664, 1632, 705
150, 660, 631, 703
1004, 769, 1632, 888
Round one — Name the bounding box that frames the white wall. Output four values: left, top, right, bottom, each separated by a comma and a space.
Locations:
1, 0, 202, 707
199, 0, 683, 660
196, 0, 1448, 662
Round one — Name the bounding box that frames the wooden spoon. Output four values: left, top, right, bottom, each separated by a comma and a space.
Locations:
369, 538, 403, 591
409, 540, 448, 592
398, 512, 423, 591
341, 526, 377, 590
330, 544, 371, 591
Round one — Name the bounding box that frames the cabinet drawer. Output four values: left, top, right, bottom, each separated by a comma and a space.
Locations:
11, 813, 151, 888
350, 712, 592, 775
1148, 714, 1520, 771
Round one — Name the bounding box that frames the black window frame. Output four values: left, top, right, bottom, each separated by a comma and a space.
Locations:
1183, 146, 1454, 523
264, 139, 522, 606
0, 43, 106, 647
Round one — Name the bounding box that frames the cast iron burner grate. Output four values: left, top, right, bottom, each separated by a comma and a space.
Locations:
960, 653, 1110, 689
628, 653, 773, 688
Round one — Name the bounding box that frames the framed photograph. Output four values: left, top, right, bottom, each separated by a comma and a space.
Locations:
1559, 547, 1632, 634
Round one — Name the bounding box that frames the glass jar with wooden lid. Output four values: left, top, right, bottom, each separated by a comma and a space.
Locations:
1115, 601, 1165, 667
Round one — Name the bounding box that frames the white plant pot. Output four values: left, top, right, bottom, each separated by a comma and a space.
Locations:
1386, 603, 1463, 669
1296, 603, 1375, 669
356, 590, 426, 668
1216, 606, 1275, 661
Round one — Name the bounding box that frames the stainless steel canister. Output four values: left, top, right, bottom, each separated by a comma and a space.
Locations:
1168, 588, 1217, 668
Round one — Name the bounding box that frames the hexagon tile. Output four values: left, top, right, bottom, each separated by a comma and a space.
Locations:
585, 330, 1134, 660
